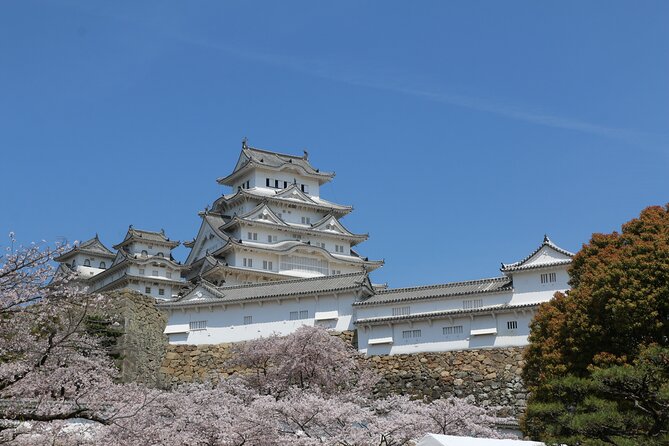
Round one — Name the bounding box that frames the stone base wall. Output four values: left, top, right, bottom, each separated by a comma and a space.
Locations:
97, 290, 168, 386
369, 348, 526, 417
159, 333, 527, 418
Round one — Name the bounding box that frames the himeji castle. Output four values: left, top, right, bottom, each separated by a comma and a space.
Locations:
57, 140, 574, 355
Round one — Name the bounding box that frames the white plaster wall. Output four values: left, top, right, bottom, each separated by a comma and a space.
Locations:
509, 266, 570, 304
71, 253, 111, 271
125, 242, 172, 258
165, 293, 357, 345
357, 311, 536, 355
238, 222, 351, 257
269, 206, 323, 227
253, 168, 320, 198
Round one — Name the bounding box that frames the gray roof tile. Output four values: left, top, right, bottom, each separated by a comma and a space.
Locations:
355, 302, 540, 325
158, 271, 372, 307
353, 277, 513, 307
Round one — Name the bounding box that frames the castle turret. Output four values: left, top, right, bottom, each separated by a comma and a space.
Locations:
184, 142, 383, 286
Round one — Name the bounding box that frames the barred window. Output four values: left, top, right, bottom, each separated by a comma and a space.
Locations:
280, 255, 328, 275
189, 320, 207, 331
244, 316, 252, 325
402, 329, 421, 339
541, 272, 557, 284
392, 306, 410, 316
463, 299, 483, 310
507, 320, 518, 330
443, 325, 464, 336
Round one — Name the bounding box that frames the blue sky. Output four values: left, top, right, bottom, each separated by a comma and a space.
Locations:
1, 1, 668, 287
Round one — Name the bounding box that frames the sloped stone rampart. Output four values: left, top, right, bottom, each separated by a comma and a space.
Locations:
159, 331, 527, 418
97, 290, 168, 386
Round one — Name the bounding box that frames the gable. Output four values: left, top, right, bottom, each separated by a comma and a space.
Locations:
186, 218, 228, 265
522, 245, 572, 267
244, 203, 287, 226
232, 150, 251, 173
274, 185, 316, 204
311, 215, 351, 235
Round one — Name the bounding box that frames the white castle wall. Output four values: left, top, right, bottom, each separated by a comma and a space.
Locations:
357, 310, 536, 356
165, 292, 357, 345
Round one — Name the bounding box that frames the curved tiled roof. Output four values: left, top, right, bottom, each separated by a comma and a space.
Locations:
216, 237, 384, 271
221, 206, 368, 245
500, 259, 572, 272
54, 235, 116, 261
113, 227, 179, 250
217, 146, 335, 186
158, 271, 372, 308
213, 186, 352, 217
353, 277, 512, 307
355, 302, 540, 326
500, 235, 574, 272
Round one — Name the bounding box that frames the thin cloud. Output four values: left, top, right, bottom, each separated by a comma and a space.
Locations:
76, 7, 666, 149
174, 33, 652, 144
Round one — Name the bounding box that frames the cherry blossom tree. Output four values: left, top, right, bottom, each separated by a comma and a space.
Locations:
1, 236, 513, 445
0, 236, 151, 444
228, 325, 378, 401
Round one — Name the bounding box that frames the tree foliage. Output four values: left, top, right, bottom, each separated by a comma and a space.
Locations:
522, 204, 669, 444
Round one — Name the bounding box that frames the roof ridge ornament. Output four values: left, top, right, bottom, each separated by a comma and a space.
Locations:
303, 149, 309, 160
543, 234, 551, 244
242, 137, 248, 150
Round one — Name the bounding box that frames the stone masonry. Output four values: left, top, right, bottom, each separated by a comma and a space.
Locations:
159, 331, 527, 418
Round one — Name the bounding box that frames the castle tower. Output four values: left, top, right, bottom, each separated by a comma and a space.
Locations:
183, 142, 383, 286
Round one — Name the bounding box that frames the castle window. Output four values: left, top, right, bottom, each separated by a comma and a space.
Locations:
283, 181, 288, 188
274, 179, 279, 188
266, 178, 270, 187
145, 287, 151, 294
141, 250, 148, 258
152, 270, 159, 276
331, 269, 341, 275
301, 216, 311, 225
268, 235, 277, 243
84, 259, 91, 267
443, 325, 464, 336
335, 245, 345, 253
262, 260, 273, 270
189, 320, 207, 331
139, 268, 145, 275
244, 315, 252, 325
541, 272, 557, 284
463, 299, 483, 310
158, 288, 165, 296
392, 306, 410, 316
280, 255, 328, 275
402, 329, 421, 339
507, 320, 518, 330
301, 184, 309, 194
243, 258, 253, 268
99, 261, 106, 269
289, 310, 309, 320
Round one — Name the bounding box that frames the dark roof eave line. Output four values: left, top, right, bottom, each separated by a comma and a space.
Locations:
352, 286, 514, 307
158, 284, 364, 308
354, 302, 541, 325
